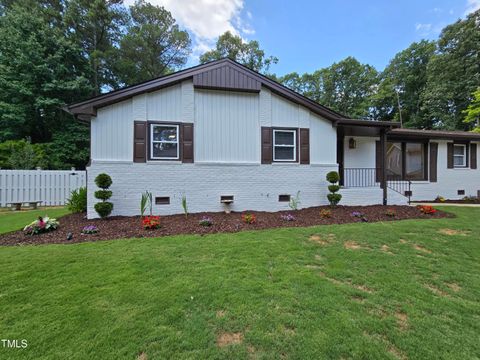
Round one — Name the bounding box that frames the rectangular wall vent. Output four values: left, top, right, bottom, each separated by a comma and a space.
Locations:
155, 196, 170, 205
220, 195, 234, 203
278, 194, 291, 202
457, 190, 465, 196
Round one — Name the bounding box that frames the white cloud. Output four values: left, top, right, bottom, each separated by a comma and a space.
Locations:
465, 0, 480, 15
415, 23, 432, 34
123, 0, 255, 60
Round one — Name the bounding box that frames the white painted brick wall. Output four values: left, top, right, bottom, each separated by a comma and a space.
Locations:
87, 162, 338, 218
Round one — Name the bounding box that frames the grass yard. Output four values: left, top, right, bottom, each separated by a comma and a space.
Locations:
0, 207, 70, 234
0, 207, 479, 359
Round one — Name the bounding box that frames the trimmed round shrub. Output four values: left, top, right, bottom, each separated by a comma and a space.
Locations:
326, 171, 340, 184
95, 173, 112, 189
328, 184, 340, 193
327, 193, 342, 206
94, 190, 113, 201
94, 202, 113, 218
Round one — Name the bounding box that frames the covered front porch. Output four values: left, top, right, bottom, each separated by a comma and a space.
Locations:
334, 119, 411, 205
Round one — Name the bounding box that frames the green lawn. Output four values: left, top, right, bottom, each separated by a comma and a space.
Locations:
0, 207, 70, 234
0, 207, 479, 359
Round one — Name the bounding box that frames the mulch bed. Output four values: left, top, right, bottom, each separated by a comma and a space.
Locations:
0, 205, 452, 246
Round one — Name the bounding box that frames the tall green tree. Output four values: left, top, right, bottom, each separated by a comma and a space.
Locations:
279, 57, 378, 118
0, 1, 91, 143
65, 0, 128, 94
113, 0, 191, 86
422, 9, 480, 130
373, 40, 435, 127
200, 31, 278, 74
463, 88, 480, 132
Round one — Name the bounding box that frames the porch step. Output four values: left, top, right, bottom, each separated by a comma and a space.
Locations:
340, 187, 409, 206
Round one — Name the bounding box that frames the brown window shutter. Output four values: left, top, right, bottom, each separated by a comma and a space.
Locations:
299, 128, 310, 164
447, 143, 454, 169
133, 121, 147, 162
181, 123, 194, 163
375, 141, 383, 182
261, 127, 272, 164
429, 142, 438, 182
471, 143, 477, 169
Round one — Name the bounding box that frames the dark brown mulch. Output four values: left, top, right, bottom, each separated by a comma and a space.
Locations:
0, 205, 452, 246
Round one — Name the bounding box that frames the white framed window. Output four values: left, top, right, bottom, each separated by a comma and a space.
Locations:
150, 124, 179, 160
453, 144, 467, 168
273, 129, 297, 162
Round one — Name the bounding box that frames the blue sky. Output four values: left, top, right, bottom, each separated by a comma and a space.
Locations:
126, 0, 480, 75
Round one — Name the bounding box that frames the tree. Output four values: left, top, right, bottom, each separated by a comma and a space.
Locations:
0, 1, 92, 143
113, 0, 191, 86
199, 31, 278, 73
422, 10, 480, 130
65, 0, 128, 94
463, 88, 480, 132
373, 40, 435, 127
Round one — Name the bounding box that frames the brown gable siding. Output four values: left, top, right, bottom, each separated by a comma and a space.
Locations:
193, 65, 261, 92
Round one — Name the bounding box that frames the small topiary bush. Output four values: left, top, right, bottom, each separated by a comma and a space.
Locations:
94, 173, 113, 218
94, 190, 113, 201
326, 171, 340, 184
95, 173, 112, 189
326, 171, 342, 206
66, 186, 87, 213
94, 202, 113, 218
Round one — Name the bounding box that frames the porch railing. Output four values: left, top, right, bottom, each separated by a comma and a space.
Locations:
386, 170, 412, 203
342, 168, 412, 203
343, 168, 378, 188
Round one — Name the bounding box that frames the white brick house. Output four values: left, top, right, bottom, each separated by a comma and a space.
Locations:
66, 59, 480, 219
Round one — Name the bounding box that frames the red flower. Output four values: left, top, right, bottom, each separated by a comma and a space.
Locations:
142, 215, 160, 229
417, 205, 436, 215
242, 213, 256, 224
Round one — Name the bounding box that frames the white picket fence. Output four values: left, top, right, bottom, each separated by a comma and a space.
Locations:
0, 170, 86, 207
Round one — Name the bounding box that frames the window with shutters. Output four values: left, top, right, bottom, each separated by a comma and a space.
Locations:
453, 144, 467, 168
150, 124, 179, 160
273, 129, 297, 162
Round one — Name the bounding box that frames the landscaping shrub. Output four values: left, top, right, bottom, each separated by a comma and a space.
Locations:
182, 195, 188, 219
435, 195, 446, 203
140, 191, 152, 217
320, 209, 332, 218
94, 202, 113, 218
23, 216, 59, 235
289, 191, 301, 211
242, 213, 256, 224
94, 190, 112, 201
143, 215, 160, 229
199, 216, 213, 227
94, 173, 113, 218
326, 171, 342, 206
95, 173, 112, 188
66, 187, 87, 213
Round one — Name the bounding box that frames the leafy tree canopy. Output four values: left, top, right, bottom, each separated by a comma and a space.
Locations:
199, 31, 278, 74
